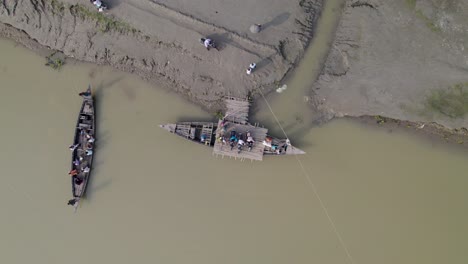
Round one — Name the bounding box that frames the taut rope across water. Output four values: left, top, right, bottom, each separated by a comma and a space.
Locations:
256, 88, 356, 264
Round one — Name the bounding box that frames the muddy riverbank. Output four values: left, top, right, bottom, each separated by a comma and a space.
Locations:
352, 116, 468, 150
0, 0, 322, 111
313, 0, 468, 129
2, 0, 467, 139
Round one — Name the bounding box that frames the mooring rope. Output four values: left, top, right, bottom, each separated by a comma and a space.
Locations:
256, 88, 356, 264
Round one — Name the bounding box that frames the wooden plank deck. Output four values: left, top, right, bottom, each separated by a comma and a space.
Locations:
224, 97, 250, 124
201, 123, 214, 145
213, 120, 267, 161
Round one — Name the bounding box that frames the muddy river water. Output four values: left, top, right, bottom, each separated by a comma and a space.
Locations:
1, 13, 467, 264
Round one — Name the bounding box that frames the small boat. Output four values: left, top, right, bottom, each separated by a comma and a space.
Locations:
67, 86, 95, 211
159, 122, 218, 146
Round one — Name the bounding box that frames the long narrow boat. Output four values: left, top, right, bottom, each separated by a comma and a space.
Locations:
67, 86, 95, 211
160, 120, 305, 159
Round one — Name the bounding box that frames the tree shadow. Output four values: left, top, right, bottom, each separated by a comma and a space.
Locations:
262, 12, 291, 30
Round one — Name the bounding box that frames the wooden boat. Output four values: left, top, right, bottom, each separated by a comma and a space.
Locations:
160, 120, 305, 160
67, 86, 95, 211
159, 122, 218, 146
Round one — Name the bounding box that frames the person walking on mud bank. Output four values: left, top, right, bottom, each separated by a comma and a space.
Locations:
204, 38, 214, 50
246, 63, 257, 75
200, 37, 217, 50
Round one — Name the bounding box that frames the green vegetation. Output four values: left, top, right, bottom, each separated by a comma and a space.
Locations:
50, 0, 65, 14
69, 4, 138, 33
214, 111, 224, 120
425, 83, 468, 118
374, 115, 386, 125
46, 0, 139, 34
45, 52, 65, 70
405, 0, 416, 9
415, 10, 440, 32
404, 0, 440, 32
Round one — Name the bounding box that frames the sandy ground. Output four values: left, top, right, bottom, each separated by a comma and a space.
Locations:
312, 0, 468, 129
0, 0, 322, 111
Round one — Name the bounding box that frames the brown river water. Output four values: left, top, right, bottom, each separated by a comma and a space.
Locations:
1, 6, 468, 263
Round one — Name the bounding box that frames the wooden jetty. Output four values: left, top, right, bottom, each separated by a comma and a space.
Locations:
224, 96, 250, 124
67, 86, 95, 212
160, 97, 305, 161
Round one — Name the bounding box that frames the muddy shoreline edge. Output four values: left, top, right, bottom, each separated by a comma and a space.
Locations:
1, 5, 467, 150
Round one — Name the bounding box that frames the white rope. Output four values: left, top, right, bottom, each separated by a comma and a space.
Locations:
257, 89, 356, 264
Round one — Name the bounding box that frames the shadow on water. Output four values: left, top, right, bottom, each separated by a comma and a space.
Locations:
83, 81, 122, 202
85, 172, 113, 201
176, 115, 217, 123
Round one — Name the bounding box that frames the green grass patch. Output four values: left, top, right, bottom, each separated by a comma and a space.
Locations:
405, 0, 416, 9
214, 111, 224, 120
50, 0, 65, 14
415, 10, 441, 32
46, 0, 139, 34
404, 0, 441, 32
374, 115, 386, 124
45, 52, 65, 70
425, 83, 468, 118
69, 4, 138, 33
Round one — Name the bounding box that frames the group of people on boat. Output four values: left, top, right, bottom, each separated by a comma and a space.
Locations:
68, 91, 95, 207
68, 130, 94, 178
217, 119, 256, 153
225, 131, 255, 153
263, 137, 289, 155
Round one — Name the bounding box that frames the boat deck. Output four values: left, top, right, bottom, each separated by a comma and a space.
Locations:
213, 120, 267, 161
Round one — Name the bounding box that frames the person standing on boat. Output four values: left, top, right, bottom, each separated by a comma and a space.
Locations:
67, 199, 77, 206
87, 135, 95, 143
69, 144, 79, 151
75, 177, 84, 185
79, 90, 91, 97
218, 135, 226, 145
68, 169, 78, 176
82, 166, 90, 173
246, 134, 255, 147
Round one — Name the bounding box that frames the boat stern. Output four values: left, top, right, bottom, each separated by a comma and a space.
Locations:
286, 146, 306, 155
159, 124, 177, 133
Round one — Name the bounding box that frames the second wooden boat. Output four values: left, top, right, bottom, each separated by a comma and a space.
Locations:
67, 86, 95, 212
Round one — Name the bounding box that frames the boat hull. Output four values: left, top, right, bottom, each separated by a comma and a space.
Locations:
69, 86, 95, 210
